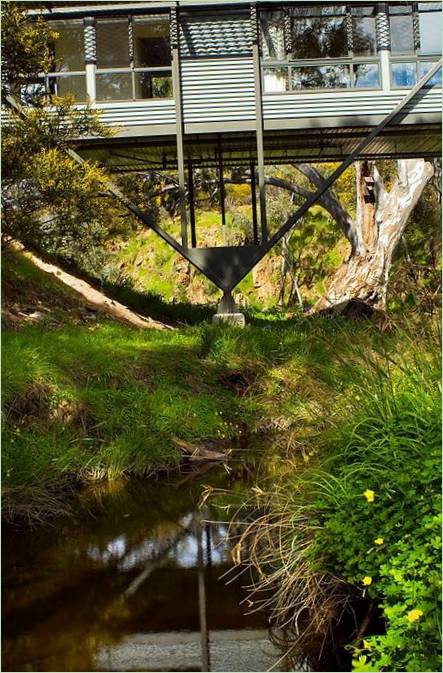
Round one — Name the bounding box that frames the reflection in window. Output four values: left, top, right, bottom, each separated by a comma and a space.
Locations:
292, 64, 351, 89
389, 5, 415, 54
260, 11, 286, 61
48, 74, 87, 101
418, 3, 442, 55
352, 6, 377, 56
391, 62, 417, 87
134, 72, 173, 98
263, 67, 289, 92
96, 18, 130, 69
133, 16, 171, 67
96, 72, 133, 101
354, 63, 380, 88
290, 6, 347, 59
419, 61, 442, 85
51, 19, 85, 71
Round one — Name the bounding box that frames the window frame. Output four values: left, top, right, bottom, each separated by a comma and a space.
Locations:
46, 18, 88, 103
95, 13, 173, 103
260, 3, 381, 94
389, 2, 442, 89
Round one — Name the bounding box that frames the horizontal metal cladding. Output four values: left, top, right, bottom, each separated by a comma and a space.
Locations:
93, 100, 176, 127
179, 14, 252, 58
181, 58, 255, 123
262, 89, 442, 120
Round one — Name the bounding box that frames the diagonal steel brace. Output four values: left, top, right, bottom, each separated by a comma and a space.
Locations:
5, 58, 441, 295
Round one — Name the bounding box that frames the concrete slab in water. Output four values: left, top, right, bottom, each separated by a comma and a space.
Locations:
97, 629, 287, 672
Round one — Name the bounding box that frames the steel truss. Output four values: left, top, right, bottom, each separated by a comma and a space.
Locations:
6, 59, 441, 313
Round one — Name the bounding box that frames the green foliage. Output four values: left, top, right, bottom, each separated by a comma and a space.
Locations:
1, 2, 56, 101
301, 331, 442, 672
1, 2, 120, 264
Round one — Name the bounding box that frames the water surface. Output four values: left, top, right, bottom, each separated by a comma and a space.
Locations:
3, 469, 285, 672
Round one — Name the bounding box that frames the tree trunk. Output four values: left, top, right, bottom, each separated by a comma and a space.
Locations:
311, 159, 434, 314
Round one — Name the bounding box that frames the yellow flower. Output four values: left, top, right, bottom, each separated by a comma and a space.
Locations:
407, 609, 423, 623
374, 537, 384, 545
362, 576, 372, 586
363, 489, 375, 502
363, 640, 372, 650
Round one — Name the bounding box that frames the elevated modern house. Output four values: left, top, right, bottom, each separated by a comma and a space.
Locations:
25, 1, 442, 311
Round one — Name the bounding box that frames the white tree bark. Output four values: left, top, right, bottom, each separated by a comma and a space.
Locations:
311, 159, 434, 314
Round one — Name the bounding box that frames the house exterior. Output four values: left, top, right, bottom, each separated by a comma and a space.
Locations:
21, 1, 442, 303
28, 1, 441, 159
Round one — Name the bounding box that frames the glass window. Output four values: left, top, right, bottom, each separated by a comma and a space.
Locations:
352, 7, 377, 56
292, 64, 351, 89
134, 72, 173, 99
51, 19, 85, 71
48, 74, 87, 101
260, 11, 286, 61
353, 63, 380, 88
418, 3, 441, 54
389, 5, 415, 54
96, 18, 130, 69
96, 72, 133, 101
290, 6, 348, 60
133, 16, 171, 67
419, 61, 442, 85
263, 67, 289, 92
391, 62, 417, 86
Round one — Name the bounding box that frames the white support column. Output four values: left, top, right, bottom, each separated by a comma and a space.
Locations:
380, 49, 391, 91
84, 17, 96, 103
85, 63, 96, 102
376, 3, 391, 92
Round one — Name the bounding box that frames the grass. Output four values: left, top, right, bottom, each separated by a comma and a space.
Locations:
2, 251, 440, 544
226, 319, 441, 672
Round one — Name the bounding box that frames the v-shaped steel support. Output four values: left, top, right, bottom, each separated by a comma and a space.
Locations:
6, 58, 441, 299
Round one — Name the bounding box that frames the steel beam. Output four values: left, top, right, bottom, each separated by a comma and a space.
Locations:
250, 162, 259, 245
188, 161, 197, 247
251, 2, 267, 243
171, 6, 188, 248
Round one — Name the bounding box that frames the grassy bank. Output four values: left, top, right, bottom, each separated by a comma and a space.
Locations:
1, 251, 417, 519
232, 320, 441, 672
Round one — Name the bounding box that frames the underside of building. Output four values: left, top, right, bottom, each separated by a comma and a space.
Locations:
23, 0, 442, 307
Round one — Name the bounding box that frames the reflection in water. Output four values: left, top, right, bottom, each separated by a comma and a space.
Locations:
2, 474, 286, 672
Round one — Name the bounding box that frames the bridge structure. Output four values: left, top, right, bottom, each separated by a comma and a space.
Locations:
28, 0, 442, 317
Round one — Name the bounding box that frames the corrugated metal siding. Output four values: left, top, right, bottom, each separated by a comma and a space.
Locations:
262, 89, 442, 120
94, 99, 176, 127
181, 57, 255, 123
179, 15, 252, 58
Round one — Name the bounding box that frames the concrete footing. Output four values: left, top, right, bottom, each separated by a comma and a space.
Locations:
212, 312, 246, 327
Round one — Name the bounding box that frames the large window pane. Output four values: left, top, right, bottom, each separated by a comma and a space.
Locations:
292, 64, 351, 89
134, 72, 173, 98
263, 67, 289, 92
290, 6, 348, 59
96, 72, 132, 100
48, 74, 87, 101
51, 19, 84, 71
391, 62, 417, 87
133, 16, 171, 67
419, 61, 442, 85
389, 6, 414, 54
260, 11, 286, 61
352, 7, 377, 56
353, 63, 380, 88
418, 4, 442, 55
96, 18, 130, 68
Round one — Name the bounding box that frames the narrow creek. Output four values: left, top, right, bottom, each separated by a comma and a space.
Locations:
2, 464, 291, 672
